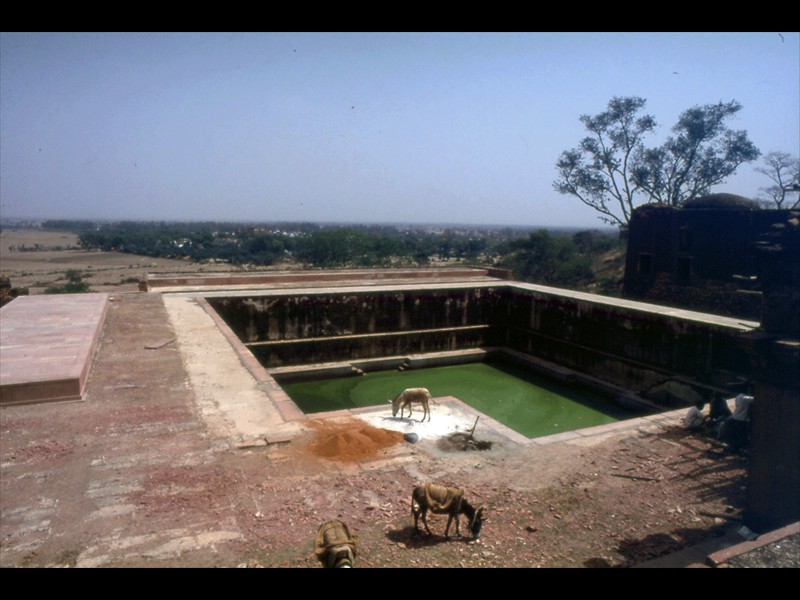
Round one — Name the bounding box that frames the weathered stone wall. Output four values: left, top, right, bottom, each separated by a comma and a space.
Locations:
208, 288, 507, 366
498, 286, 751, 403
209, 288, 506, 342
207, 284, 753, 404
247, 326, 500, 366
623, 205, 798, 319
741, 213, 800, 531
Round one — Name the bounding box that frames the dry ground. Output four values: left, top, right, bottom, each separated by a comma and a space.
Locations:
233, 418, 748, 568
0, 388, 750, 568
0, 230, 754, 568
0, 229, 261, 295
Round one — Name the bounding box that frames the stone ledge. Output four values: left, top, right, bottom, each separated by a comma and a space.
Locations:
706, 521, 800, 567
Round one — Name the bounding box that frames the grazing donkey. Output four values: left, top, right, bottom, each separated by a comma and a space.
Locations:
314, 519, 358, 568
411, 483, 484, 540
391, 387, 433, 422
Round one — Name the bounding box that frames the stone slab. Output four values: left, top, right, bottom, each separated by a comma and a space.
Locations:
0, 293, 109, 405
706, 521, 800, 566
144, 267, 508, 292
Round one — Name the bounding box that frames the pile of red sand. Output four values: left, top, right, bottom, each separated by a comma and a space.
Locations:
307, 420, 405, 462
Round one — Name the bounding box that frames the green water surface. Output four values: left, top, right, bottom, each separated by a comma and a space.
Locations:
281, 359, 645, 439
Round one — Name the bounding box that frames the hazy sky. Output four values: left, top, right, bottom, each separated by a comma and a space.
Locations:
1, 32, 798, 228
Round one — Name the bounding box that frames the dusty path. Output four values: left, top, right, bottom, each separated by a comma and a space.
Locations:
236, 415, 748, 568
162, 294, 296, 442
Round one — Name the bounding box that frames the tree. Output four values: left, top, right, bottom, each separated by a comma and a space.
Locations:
245, 233, 285, 265
45, 270, 91, 294
554, 97, 657, 228
755, 151, 800, 209
571, 229, 618, 255
633, 100, 760, 207
498, 230, 594, 287
554, 97, 761, 227
296, 228, 369, 267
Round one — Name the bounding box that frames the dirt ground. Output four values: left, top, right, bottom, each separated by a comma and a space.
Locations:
0, 228, 474, 297
0, 231, 763, 568
233, 418, 749, 568
0, 229, 263, 295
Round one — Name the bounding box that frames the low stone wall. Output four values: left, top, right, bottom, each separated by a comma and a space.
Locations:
144, 267, 503, 290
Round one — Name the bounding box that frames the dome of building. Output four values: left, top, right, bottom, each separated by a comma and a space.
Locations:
682, 193, 759, 209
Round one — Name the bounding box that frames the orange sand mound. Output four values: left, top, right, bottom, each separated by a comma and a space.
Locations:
307, 420, 405, 462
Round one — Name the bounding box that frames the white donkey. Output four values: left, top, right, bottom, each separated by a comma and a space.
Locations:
391, 387, 433, 422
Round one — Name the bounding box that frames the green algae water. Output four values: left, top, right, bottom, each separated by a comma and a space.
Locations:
281, 358, 646, 439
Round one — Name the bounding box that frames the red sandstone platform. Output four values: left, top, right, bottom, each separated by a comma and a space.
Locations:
0, 293, 109, 405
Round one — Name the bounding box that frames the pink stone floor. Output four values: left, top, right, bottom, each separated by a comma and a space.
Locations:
0, 293, 109, 405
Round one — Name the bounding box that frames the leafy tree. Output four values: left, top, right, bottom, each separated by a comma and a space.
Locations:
755, 151, 800, 209
633, 100, 760, 207
45, 270, 91, 294
554, 97, 760, 227
296, 228, 369, 267
65, 269, 84, 283
245, 234, 285, 265
370, 236, 405, 266
571, 229, 618, 255
498, 230, 594, 287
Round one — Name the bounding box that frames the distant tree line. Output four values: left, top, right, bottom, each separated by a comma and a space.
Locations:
496, 229, 620, 289
59, 220, 506, 268
42, 220, 624, 293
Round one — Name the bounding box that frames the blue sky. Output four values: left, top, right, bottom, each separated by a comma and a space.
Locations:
1, 32, 798, 228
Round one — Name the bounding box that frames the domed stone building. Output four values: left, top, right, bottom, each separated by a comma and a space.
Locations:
622, 193, 797, 320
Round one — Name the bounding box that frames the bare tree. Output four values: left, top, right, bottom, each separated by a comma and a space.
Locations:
755, 151, 800, 209
553, 97, 656, 228
553, 97, 656, 226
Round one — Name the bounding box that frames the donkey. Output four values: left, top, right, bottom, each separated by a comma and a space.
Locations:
314, 519, 358, 568
411, 483, 484, 540
391, 387, 433, 422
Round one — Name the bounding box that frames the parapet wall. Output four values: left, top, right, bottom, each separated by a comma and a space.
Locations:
143, 267, 510, 291
206, 282, 757, 406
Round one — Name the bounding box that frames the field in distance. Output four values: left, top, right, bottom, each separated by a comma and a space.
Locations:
0, 229, 253, 295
